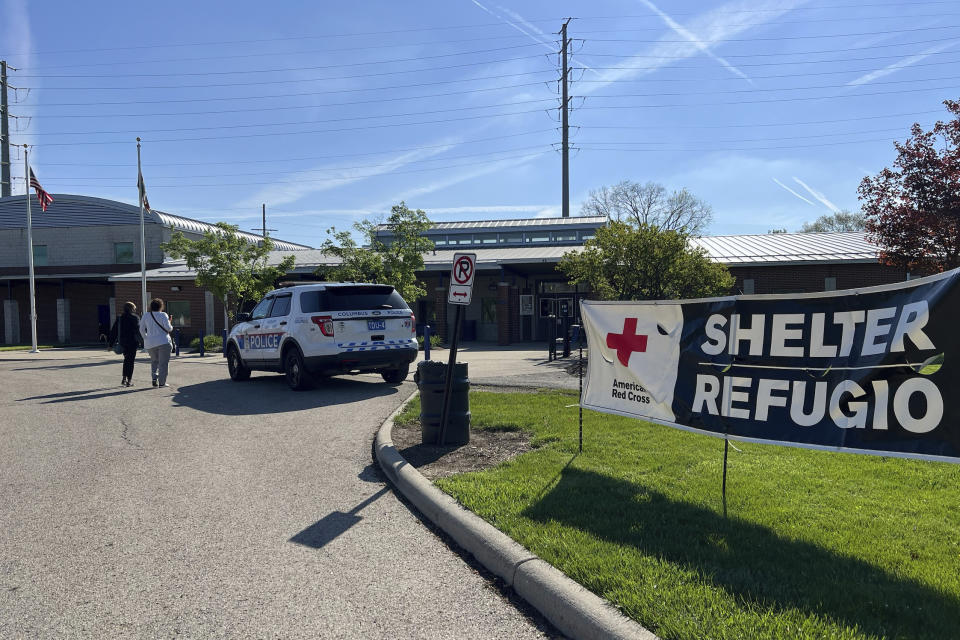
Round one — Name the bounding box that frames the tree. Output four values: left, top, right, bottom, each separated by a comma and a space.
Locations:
558, 222, 734, 301
580, 180, 712, 235
316, 202, 434, 302
858, 99, 960, 274
161, 222, 296, 321
799, 210, 866, 233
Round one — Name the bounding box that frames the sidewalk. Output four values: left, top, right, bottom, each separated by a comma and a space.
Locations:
416, 342, 582, 390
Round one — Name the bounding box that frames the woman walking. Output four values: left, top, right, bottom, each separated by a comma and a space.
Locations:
141, 298, 174, 387
108, 301, 142, 387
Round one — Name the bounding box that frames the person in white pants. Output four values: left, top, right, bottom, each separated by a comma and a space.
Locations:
140, 298, 174, 387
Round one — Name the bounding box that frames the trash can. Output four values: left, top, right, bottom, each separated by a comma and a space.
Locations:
415, 360, 470, 445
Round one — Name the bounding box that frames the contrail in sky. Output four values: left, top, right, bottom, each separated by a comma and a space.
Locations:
773, 178, 818, 207
847, 40, 959, 87
793, 177, 841, 212
636, 0, 752, 82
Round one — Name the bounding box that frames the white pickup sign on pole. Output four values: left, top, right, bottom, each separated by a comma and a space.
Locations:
447, 252, 476, 305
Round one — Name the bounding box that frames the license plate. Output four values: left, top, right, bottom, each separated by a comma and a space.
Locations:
367, 319, 386, 331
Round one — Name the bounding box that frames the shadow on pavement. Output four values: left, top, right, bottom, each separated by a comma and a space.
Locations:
522, 467, 960, 639
172, 374, 403, 415
20, 387, 154, 404
289, 486, 390, 550
10, 360, 118, 372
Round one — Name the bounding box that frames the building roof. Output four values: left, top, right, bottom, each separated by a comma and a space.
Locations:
111, 230, 880, 282
376, 215, 607, 233
690, 231, 877, 265
0, 193, 312, 252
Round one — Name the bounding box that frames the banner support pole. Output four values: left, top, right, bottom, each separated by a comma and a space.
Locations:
721, 437, 729, 519
578, 324, 583, 453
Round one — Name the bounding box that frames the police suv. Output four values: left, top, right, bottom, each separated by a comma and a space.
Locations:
226, 283, 418, 390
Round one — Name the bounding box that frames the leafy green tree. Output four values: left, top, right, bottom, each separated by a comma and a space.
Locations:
799, 210, 866, 233
161, 222, 295, 320
317, 202, 434, 302
558, 222, 734, 301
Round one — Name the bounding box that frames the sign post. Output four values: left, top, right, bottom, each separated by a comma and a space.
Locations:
439, 252, 476, 444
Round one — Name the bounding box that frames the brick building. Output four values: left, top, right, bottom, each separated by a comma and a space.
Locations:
0, 193, 908, 347
0, 194, 310, 345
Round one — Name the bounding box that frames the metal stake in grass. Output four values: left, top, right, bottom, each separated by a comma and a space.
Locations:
578, 324, 584, 453
722, 436, 729, 519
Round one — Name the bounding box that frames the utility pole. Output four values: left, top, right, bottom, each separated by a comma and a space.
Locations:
1, 61, 11, 198
252, 203, 276, 238
560, 19, 571, 218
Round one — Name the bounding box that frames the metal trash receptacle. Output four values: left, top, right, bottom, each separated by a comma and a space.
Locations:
415, 360, 470, 445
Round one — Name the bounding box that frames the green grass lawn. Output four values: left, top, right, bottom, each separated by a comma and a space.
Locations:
397, 390, 960, 640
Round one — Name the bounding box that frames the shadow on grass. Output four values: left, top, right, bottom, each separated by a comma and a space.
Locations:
522, 467, 959, 639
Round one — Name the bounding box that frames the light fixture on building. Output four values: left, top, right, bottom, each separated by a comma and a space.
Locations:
170, 286, 181, 292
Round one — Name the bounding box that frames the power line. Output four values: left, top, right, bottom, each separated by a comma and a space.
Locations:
24, 82, 553, 118
13, 54, 550, 91
13, 43, 549, 79
0, 19, 569, 58
33, 129, 557, 167
36, 144, 555, 180
35, 149, 553, 188
26, 98, 558, 136
23, 107, 556, 147
577, 36, 960, 58
23, 73, 959, 124
586, 109, 946, 129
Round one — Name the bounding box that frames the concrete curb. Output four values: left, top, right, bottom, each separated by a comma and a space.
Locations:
374, 391, 658, 640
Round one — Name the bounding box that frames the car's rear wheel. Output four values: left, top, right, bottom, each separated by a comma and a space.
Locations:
227, 345, 251, 381
381, 363, 409, 384
284, 347, 312, 391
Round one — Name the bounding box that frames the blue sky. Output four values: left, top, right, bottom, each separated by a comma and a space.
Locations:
2, 0, 958, 245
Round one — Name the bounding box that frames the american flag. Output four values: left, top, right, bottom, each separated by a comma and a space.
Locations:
29, 168, 54, 212
138, 169, 150, 212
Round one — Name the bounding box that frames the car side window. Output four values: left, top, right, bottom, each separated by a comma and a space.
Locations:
250, 297, 274, 320
269, 294, 292, 317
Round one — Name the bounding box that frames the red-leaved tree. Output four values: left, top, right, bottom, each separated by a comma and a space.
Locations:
858, 99, 960, 275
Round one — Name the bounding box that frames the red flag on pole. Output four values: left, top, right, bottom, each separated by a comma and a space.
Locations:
28, 168, 53, 212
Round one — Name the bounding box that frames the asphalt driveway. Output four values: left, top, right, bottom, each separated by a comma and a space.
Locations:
0, 349, 555, 639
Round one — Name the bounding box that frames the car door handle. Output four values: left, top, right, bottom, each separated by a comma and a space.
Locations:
253, 324, 260, 329
279, 321, 287, 326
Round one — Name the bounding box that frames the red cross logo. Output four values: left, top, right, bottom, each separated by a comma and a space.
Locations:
606, 318, 648, 366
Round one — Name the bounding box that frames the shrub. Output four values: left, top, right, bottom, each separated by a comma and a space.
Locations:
417, 333, 444, 350
188, 334, 223, 353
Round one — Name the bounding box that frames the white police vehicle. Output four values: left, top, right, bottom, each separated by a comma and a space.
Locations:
225, 283, 418, 390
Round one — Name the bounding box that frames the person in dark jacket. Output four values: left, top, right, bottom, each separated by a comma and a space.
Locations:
109, 301, 143, 387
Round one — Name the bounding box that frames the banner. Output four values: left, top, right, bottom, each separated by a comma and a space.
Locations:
581, 269, 960, 463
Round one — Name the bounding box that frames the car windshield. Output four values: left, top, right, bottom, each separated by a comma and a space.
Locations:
300, 286, 409, 313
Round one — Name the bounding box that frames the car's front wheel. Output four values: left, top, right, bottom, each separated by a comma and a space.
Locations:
284, 347, 312, 391
227, 345, 251, 381
381, 363, 409, 384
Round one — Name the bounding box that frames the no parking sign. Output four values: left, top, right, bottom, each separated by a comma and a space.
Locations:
448, 253, 476, 305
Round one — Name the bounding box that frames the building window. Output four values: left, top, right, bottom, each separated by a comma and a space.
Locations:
743, 279, 755, 295
500, 233, 524, 244
481, 298, 497, 324
554, 232, 577, 242
167, 301, 191, 327
449, 235, 472, 245
115, 242, 134, 264
580, 232, 595, 241
824, 277, 837, 291
32, 245, 47, 266
433, 236, 448, 247
526, 233, 551, 243
475, 233, 498, 245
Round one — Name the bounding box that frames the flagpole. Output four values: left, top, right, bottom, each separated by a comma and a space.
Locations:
137, 138, 147, 317
23, 145, 38, 353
